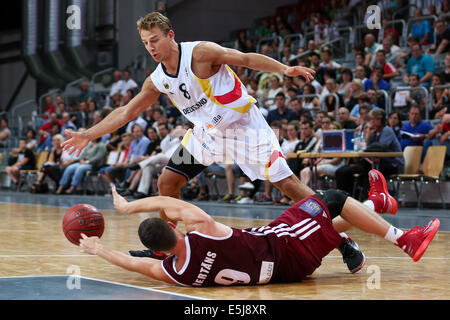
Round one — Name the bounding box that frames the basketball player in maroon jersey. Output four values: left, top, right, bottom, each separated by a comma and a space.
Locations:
79, 170, 440, 287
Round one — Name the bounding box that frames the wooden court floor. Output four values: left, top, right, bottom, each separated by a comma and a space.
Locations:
0, 202, 448, 300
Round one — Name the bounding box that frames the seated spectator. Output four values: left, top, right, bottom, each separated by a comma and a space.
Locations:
41, 95, 57, 122
338, 107, 358, 129
375, 50, 400, 82
286, 120, 318, 178
300, 121, 346, 188
421, 114, 450, 161
410, 9, 432, 45
398, 104, 434, 150
321, 78, 343, 118
266, 75, 284, 107
335, 109, 404, 198
337, 68, 353, 97
100, 132, 134, 194
405, 44, 436, 89
109, 70, 125, 98
302, 83, 321, 116
381, 37, 405, 68
350, 93, 377, 121
8, 128, 37, 164
56, 137, 107, 194
288, 98, 311, 122
405, 74, 428, 117
309, 52, 325, 85
121, 70, 139, 95
430, 73, 450, 119
363, 66, 390, 92
123, 124, 183, 199
101, 129, 122, 152
444, 52, 450, 83
78, 81, 96, 104
38, 112, 63, 145
266, 92, 293, 125
354, 52, 372, 79
355, 103, 372, 127
37, 123, 61, 152
60, 112, 77, 137
396, 35, 420, 71
0, 117, 11, 148
364, 33, 382, 66
5, 138, 36, 191
426, 19, 450, 55
387, 111, 403, 138
319, 48, 342, 70
344, 79, 364, 111
380, 18, 400, 45
30, 134, 65, 193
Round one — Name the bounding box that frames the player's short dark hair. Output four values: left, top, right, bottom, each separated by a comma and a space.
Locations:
138, 217, 177, 251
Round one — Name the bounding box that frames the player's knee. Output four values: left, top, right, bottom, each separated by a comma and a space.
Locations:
315, 189, 349, 219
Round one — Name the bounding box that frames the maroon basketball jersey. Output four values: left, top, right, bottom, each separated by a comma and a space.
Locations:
161, 195, 342, 287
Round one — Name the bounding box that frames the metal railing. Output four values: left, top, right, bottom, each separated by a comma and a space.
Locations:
282, 33, 305, 54
377, 89, 390, 115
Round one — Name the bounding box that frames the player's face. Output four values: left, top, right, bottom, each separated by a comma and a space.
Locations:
140, 27, 174, 62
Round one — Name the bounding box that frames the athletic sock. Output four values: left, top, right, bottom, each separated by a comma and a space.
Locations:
339, 232, 349, 239
384, 225, 404, 245
364, 197, 384, 213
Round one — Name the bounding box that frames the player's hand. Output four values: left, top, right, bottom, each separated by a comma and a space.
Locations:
111, 185, 130, 214
284, 66, 316, 82
61, 129, 90, 157
79, 233, 102, 255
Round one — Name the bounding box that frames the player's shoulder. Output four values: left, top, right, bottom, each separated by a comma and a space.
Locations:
192, 41, 224, 58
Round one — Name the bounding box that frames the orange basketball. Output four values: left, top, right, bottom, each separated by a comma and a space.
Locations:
62, 204, 104, 246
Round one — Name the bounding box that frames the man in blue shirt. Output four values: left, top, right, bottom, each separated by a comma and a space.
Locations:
266, 92, 294, 125
128, 124, 151, 164
398, 104, 433, 150
405, 44, 435, 89
363, 67, 389, 92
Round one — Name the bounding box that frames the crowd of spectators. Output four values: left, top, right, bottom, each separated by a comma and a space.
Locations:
1, 0, 449, 206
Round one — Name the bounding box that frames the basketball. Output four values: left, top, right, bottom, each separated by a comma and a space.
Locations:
62, 204, 105, 246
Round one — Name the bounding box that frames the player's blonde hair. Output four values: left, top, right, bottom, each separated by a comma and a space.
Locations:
136, 12, 172, 35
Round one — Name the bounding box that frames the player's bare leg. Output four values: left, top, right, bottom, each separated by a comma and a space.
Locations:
273, 174, 364, 273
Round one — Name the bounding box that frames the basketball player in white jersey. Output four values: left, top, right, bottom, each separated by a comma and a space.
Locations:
62, 12, 396, 272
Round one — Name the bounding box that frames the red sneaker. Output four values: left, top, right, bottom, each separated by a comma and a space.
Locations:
396, 219, 440, 262
368, 169, 398, 215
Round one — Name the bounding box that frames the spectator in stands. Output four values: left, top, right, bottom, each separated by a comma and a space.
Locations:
321, 78, 343, 118
338, 107, 358, 129
319, 48, 342, 70
381, 37, 405, 67
266, 92, 293, 124
5, 137, 36, 191
364, 33, 382, 66
337, 68, 353, 97
8, 128, 37, 164
405, 44, 436, 89
100, 132, 134, 195
364, 66, 390, 92
0, 117, 11, 148
426, 19, 450, 55
257, 18, 271, 40
444, 52, 450, 83
61, 112, 77, 138
267, 75, 284, 105
375, 50, 400, 82
405, 74, 428, 117
380, 18, 400, 45
78, 81, 96, 104
349, 92, 376, 121
126, 113, 148, 134
302, 83, 321, 116
344, 79, 364, 111
30, 134, 65, 193
37, 122, 61, 152
430, 73, 450, 119
410, 9, 432, 45
38, 112, 63, 145
56, 137, 107, 195
120, 70, 139, 95
354, 52, 372, 79
300, 120, 345, 188
109, 70, 125, 99
421, 114, 450, 161
439, 0, 450, 22
150, 107, 166, 132
336, 108, 403, 198
398, 104, 434, 150
388, 112, 403, 138
42, 96, 57, 121
355, 103, 372, 126
288, 98, 311, 122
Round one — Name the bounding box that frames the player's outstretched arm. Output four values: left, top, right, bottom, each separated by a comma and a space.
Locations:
79, 234, 174, 283
111, 186, 229, 236
62, 78, 160, 156
194, 41, 316, 82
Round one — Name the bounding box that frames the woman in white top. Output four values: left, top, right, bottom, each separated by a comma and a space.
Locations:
281, 121, 300, 156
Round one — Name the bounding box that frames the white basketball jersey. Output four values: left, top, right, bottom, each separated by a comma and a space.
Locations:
150, 41, 257, 133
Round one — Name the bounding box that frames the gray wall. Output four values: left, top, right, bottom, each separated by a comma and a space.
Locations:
169, 0, 296, 42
